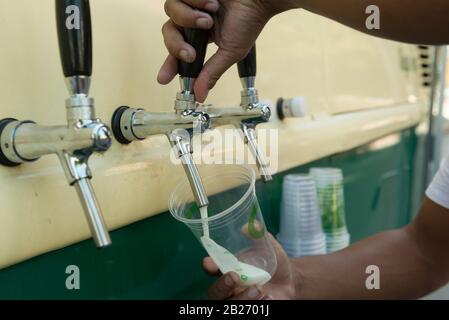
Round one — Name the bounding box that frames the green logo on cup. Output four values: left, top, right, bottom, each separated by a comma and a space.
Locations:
248, 203, 265, 239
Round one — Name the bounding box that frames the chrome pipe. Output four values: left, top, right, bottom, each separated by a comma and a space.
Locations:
241, 124, 273, 183
118, 108, 209, 141
170, 134, 209, 208
74, 178, 111, 247
0, 121, 109, 162
197, 106, 265, 128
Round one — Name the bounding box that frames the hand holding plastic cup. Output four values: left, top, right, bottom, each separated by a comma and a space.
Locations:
169, 164, 277, 287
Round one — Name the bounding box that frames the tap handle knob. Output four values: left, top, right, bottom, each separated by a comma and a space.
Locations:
238, 45, 257, 78
56, 0, 92, 77
178, 22, 209, 79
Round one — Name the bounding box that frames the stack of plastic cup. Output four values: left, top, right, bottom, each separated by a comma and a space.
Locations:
277, 174, 326, 257
310, 168, 350, 252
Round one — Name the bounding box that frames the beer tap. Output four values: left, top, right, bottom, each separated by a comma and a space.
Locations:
112, 25, 210, 208
198, 46, 273, 182
0, 0, 112, 247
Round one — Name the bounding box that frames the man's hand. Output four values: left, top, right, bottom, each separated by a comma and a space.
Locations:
158, 0, 295, 103
203, 234, 298, 300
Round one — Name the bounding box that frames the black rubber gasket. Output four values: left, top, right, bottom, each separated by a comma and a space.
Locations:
0, 118, 21, 167
276, 98, 285, 120
111, 106, 132, 145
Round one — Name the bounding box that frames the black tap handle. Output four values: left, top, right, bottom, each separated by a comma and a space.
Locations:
178, 25, 209, 78
56, 0, 92, 77
238, 45, 257, 78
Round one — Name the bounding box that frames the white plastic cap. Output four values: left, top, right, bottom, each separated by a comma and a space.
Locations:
278, 96, 308, 119
288, 96, 308, 118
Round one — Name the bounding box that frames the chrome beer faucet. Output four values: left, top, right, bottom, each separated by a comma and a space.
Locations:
198, 46, 273, 182
112, 25, 210, 208
0, 0, 112, 247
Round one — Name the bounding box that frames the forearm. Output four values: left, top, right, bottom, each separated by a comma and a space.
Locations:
293, 227, 446, 299
284, 0, 449, 45
293, 230, 436, 299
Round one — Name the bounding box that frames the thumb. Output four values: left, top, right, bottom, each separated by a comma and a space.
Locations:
194, 47, 247, 103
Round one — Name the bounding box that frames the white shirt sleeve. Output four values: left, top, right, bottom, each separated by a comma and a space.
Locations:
426, 156, 449, 209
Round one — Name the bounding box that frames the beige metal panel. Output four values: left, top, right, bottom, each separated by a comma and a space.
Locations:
0, 0, 427, 268
0, 102, 426, 269
192, 9, 331, 115
322, 19, 422, 114
0, 0, 422, 122
252, 10, 329, 116
275, 103, 425, 170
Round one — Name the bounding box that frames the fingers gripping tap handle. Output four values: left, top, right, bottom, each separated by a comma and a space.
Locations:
178, 18, 209, 79
238, 45, 257, 78
56, 0, 92, 77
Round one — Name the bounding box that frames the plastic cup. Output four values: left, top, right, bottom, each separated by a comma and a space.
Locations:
310, 168, 348, 234
310, 167, 351, 253
310, 168, 343, 178
169, 164, 277, 287
326, 231, 350, 252
327, 227, 349, 235
278, 174, 327, 257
